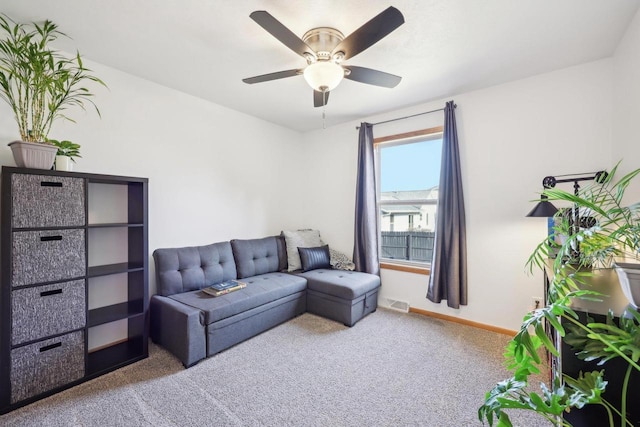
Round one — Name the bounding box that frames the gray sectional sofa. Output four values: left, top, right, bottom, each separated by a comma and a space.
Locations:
150, 235, 380, 367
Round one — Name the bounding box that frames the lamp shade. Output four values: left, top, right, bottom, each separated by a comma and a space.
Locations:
526, 197, 559, 217
303, 61, 344, 92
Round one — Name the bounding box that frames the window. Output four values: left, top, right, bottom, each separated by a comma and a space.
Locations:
376, 127, 443, 266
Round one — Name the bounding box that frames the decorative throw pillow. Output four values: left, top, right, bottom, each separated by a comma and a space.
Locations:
282, 229, 323, 271
275, 234, 288, 271
298, 245, 331, 272
329, 248, 356, 271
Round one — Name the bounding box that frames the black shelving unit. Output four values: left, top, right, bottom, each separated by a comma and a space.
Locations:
0, 166, 148, 414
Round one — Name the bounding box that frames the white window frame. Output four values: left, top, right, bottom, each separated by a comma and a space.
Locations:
375, 127, 444, 269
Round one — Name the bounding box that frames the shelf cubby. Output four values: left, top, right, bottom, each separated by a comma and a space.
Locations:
87, 334, 145, 376
88, 300, 145, 327
88, 262, 145, 278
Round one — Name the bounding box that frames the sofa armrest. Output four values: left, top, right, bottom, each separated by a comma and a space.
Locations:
150, 295, 206, 368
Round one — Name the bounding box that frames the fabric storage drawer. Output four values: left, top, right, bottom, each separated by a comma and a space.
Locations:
12, 229, 86, 287
10, 331, 85, 404
11, 174, 85, 228
12, 280, 86, 345
307, 286, 379, 327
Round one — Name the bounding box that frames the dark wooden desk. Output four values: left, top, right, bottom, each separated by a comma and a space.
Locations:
544, 266, 639, 426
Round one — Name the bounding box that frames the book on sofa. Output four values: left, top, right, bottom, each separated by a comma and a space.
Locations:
202, 280, 247, 297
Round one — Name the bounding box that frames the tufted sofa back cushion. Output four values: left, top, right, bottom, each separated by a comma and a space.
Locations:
231, 236, 281, 279
153, 242, 237, 296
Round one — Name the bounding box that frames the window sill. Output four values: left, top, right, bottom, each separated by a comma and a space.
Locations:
380, 262, 431, 276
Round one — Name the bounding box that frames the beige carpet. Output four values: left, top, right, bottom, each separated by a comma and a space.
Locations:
1, 308, 548, 426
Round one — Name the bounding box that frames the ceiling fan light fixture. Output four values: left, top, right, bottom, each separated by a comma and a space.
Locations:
303, 61, 344, 92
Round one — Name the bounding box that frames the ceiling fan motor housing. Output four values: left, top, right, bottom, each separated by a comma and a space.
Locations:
302, 27, 345, 63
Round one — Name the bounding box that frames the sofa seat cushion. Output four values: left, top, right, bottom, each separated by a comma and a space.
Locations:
168, 272, 307, 324
297, 269, 380, 300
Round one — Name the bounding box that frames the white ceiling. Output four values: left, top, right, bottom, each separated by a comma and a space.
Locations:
2, 1, 639, 132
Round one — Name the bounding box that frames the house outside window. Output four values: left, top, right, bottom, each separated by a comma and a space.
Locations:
376, 127, 443, 266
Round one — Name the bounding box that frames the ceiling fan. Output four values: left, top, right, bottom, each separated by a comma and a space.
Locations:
243, 6, 405, 108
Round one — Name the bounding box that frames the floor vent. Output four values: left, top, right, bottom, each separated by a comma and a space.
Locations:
381, 298, 410, 313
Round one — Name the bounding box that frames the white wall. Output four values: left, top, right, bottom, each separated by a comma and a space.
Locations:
0, 29, 626, 333
0, 60, 306, 296
301, 59, 613, 330
613, 7, 640, 201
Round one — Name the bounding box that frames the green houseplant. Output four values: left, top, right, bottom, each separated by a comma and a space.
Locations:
0, 14, 105, 169
48, 139, 81, 171
479, 162, 640, 426
49, 139, 81, 160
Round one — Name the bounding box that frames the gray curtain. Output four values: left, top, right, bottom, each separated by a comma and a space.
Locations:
427, 101, 467, 308
353, 122, 380, 275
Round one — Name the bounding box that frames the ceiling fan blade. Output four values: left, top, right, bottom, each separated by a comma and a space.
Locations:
344, 66, 401, 88
313, 90, 330, 107
332, 6, 404, 61
250, 11, 316, 60
243, 69, 302, 84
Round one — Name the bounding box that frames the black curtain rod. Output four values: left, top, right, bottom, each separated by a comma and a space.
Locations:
355, 104, 455, 130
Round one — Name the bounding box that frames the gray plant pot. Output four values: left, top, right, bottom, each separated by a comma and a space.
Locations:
614, 262, 640, 308
8, 140, 58, 170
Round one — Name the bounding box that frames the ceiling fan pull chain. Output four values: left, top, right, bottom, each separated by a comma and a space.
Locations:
322, 90, 327, 129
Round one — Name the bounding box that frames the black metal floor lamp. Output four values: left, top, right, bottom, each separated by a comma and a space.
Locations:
527, 171, 608, 256
527, 171, 607, 217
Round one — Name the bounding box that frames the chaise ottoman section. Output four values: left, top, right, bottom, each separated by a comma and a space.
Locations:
299, 269, 381, 327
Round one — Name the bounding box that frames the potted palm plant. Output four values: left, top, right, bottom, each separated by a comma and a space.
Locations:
479, 162, 640, 426
0, 14, 105, 169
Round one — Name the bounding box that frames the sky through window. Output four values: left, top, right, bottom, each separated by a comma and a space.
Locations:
380, 139, 442, 192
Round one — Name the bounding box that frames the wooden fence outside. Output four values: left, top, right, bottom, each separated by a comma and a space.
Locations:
380, 230, 435, 262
